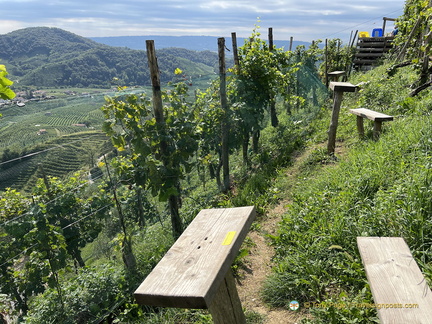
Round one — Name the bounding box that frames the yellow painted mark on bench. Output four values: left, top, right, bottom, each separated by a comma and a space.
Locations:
222, 231, 236, 246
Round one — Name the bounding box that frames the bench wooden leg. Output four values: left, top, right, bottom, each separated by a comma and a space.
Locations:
356, 115, 364, 137
208, 270, 246, 324
327, 91, 344, 155
373, 120, 382, 139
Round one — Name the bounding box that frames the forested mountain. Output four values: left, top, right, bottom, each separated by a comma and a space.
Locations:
0, 27, 222, 88
90, 35, 313, 52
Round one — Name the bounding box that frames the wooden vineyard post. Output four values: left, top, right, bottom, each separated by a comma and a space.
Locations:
325, 39, 329, 87
382, 17, 396, 35
327, 82, 357, 155
134, 206, 256, 324
146, 40, 164, 129
231, 32, 240, 72
268, 27, 274, 51
218, 37, 230, 193
146, 40, 183, 239
268, 27, 278, 127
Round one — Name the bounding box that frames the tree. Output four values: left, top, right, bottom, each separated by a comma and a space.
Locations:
395, 0, 431, 61
195, 79, 238, 190
230, 25, 298, 163
394, 0, 432, 92
102, 82, 198, 239
0, 174, 112, 318
24, 265, 128, 324
32, 174, 111, 268
0, 189, 68, 317
0, 189, 33, 315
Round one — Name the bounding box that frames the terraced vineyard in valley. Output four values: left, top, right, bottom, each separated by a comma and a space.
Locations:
0, 90, 122, 191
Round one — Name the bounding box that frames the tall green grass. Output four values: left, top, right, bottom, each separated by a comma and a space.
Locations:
262, 63, 432, 323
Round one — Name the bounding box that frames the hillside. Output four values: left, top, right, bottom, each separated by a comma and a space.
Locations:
0, 27, 222, 88
5, 60, 432, 324
4, 2, 432, 321
0, 92, 113, 191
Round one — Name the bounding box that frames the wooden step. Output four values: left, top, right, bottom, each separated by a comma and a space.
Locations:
353, 59, 381, 65
355, 53, 385, 58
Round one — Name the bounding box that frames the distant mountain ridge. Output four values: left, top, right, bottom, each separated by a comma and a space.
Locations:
0, 27, 222, 88
89, 35, 313, 52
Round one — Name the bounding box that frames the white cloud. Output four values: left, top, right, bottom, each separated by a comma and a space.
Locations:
0, 0, 405, 42
0, 20, 31, 34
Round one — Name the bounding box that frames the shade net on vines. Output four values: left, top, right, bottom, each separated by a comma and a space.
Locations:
284, 57, 330, 123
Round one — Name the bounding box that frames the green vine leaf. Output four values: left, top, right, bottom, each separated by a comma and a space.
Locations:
0, 65, 16, 100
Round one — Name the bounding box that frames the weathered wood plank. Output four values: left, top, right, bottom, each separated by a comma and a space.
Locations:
353, 59, 380, 64
357, 36, 394, 42
357, 237, 432, 323
328, 71, 346, 82
357, 47, 392, 52
329, 82, 357, 92
327, 71, 346, 76
349, 108, 393, 121
357, 42, 392, 48
355, 53, 385, 58
134, 206, 256, 309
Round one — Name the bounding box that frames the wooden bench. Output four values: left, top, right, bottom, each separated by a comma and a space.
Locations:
349, 108, 393, 139
134, 206, 256, 324
357, 237, 432, 323
327, 70, 346, 82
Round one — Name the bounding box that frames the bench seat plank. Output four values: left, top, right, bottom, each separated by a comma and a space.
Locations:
329, 81, 357, 92
349, 108, 393, 121
357, 237, 432, 323
134, 206, 256, 309
328, 71, 346, 76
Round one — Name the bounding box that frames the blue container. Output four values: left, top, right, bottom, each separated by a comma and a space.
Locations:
372, 28, 383, 37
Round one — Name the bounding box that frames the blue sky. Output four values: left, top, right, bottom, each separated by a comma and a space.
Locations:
1, 0, 405, 43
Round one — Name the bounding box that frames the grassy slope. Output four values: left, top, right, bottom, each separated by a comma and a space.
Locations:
261, 63, 432, 323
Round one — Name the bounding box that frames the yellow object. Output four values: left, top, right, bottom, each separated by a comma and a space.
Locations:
359, 31, 370, 38
222, 231, 236, 246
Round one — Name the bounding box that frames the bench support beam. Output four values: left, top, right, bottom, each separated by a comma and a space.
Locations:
327, 90, 343, 155
356, 115, 365, 137
357, 117, 383, 139
372, 120, 382, 139
327, 82, 357, 155
208, 270, 246, 324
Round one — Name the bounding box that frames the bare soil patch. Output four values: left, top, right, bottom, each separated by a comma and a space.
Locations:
236, 142, 346, 323
237, 209, 305, 324
235, 147, 317, 323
